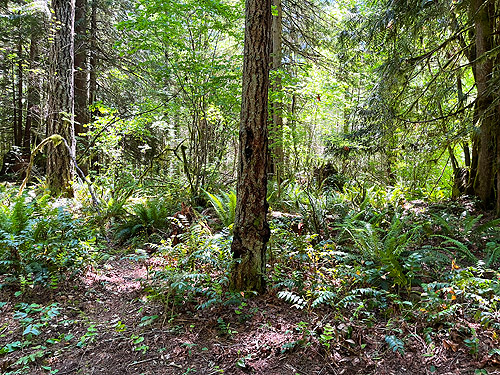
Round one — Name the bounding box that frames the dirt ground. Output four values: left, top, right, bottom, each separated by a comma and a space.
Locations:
1, 257, 500, 375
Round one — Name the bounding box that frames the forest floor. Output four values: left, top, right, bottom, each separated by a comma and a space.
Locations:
1, 253, 500, 375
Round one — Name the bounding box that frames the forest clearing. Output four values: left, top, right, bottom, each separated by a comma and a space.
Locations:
1, 0, 500, 374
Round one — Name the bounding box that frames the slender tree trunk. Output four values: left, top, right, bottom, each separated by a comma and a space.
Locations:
12, 64, 17, 148
270, 0, 284, 190
75, 0, 89, 173
74, 0, 88, 135
46, 0, 76, 197
88, 0, 98, 173
89, 0, 97, 111
24, 33, 39, 153
16, 40, 23, 147
230, 0, 272, 293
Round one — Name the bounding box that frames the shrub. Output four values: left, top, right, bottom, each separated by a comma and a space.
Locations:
113, 197, 175, 244
0, 193, 95, 288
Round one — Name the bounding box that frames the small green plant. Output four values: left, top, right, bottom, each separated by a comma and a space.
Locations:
138, 314, 158, 327
464, 327, 479, 356
77, 324, 98, 348
235, 353, 252, 369
0, 302, 70, 374
217, 317, 237, 337
181, 342, 197, 356
114, 320, 127, 332
385, 334, 404, 354
131, 334, 148, 353
319, 323, 335, 350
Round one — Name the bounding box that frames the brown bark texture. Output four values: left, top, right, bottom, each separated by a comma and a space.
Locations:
270, 0, 284, 182
74, 0, 88, 137
46, 0, 76, 197
74, 0, 89, 174
89, 0, 97, 109
471, 0, 495, 206
230, 0, 272, 293
16, 40, 23, 147
24, 32, 40, 153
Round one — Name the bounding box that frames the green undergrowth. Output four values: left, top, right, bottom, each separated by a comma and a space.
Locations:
2, 183, 500, 374
124, 185, 500, 364
0, 189, 96, 290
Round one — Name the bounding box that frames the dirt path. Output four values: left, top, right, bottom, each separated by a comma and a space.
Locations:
1, 257, 499, 375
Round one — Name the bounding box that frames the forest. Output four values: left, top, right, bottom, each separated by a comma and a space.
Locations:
1, 0, 500, 373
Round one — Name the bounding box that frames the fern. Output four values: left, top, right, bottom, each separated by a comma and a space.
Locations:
485, 242, 500, 267
473, 218, 500, 236
462, 213, 483, 234
203, 189, 237, 227
312, 290, 337, 308
355, 287, 385, 298
277, 290, 307, 309
114, 198, 172, 243
0, 194, 94, 288
272, 279, 298, 290
385, 335, 404, 354
338, 294, 359, 308
336, 211, 418, 287
430, 213, 454, 235
434, 235, 477, 262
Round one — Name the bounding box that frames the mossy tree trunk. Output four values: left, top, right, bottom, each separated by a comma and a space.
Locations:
230, 0, 272, 293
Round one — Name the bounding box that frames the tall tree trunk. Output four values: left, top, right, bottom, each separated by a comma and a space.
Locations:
24, 32, 39, 153
74, 0, 89, 173
74, 0, 88, 135
88, 0, 98, 173
12, 64, 17, 148
89, 0, 97, 111
230, 0, 272, 293
46, 0, 76, 197
471, 0, 497, 208
270, 0, 284, 190
15, 40, 23, 147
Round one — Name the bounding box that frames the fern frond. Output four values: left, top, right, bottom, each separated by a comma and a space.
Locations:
474, 218, 500, 236
202, 189, 236, 227
433, 235, 477, 262
277, 290, 307, 309
311, 290, 337, 308
338, 294, 359, 308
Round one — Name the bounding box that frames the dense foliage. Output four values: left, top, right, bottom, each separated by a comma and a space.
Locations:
1, 0, 500, 373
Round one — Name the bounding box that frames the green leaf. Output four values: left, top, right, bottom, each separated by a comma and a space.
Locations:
23, 324, 41, 336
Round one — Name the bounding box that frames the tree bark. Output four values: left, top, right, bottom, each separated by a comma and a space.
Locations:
74, 0, 88, 136
15, 39, 23, 147
75, 0, 89, 173
89, 0, 97, 110
88, 0, 99, 173
46, 0, 76, 197
24, 32, 40, 153
230, 0, 272, 293
471, 0, 497, 208
270, 0, 284, 189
